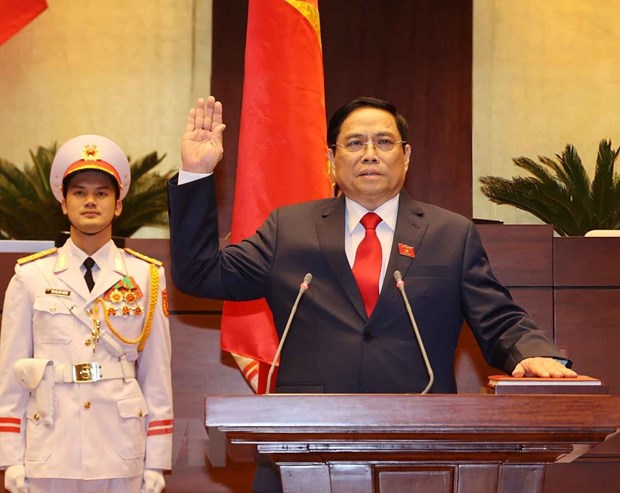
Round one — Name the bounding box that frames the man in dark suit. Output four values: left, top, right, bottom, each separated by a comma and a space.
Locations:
167, 96, 576, 492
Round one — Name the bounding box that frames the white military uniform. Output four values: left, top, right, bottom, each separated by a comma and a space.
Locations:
0, 238, 173, 486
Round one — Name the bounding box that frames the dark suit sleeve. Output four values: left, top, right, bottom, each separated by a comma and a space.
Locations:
167, 173, 275, 300
460, 223, 570, 373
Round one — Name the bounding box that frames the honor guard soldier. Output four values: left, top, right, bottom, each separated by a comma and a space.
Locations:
0, 135, 173, 493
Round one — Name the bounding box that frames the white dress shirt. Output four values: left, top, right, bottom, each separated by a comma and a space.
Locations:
344, 195, 399, 292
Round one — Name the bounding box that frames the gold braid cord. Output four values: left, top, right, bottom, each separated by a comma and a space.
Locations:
95, 263, 159, 351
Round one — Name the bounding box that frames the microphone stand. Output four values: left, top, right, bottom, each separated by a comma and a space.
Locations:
394, 270, 434, 394
265, 273, 313, 395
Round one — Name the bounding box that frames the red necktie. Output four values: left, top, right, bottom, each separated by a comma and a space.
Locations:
353, 212, 383, 317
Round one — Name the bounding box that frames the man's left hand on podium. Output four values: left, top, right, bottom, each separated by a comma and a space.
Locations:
512, 357, 578, 378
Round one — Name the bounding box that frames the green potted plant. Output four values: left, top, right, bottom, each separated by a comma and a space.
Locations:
479, 139, 620, 236
0, 143, 174, 240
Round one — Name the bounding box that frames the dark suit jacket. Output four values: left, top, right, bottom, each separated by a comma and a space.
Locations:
168, 174, 567, 394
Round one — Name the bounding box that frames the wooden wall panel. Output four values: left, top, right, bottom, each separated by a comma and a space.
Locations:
0, 252, 23, 308
554, 237, 619, 287
376, 466, 455, 491
551, 236, 620, 465
165, 315, 255, 492
544, 462, 620, 493
554, 290, 619, 393
476, 224, 553, 286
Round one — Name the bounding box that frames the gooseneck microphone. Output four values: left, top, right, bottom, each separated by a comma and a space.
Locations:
265, 273, 313, 395
394, 270, 434, 394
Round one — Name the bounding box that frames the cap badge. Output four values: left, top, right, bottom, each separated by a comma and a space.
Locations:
81, 144, 101, 161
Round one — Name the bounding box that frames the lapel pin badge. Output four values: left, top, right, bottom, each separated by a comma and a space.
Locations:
398, 243, 415, 258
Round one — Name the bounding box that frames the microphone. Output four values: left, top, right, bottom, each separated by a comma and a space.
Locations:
265, 273, 313, 394
394, 270, 434, 394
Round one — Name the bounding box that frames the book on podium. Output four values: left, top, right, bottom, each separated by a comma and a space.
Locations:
486, 374, 609, 395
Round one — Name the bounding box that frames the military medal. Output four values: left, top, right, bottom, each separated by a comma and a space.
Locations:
109, 289, 124, 304
103, 276, 144, 317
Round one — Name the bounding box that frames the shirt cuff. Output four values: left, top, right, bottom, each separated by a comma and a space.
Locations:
178, 169, 213, 185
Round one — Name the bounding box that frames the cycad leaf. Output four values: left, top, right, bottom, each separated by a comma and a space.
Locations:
479, 176, 581, 236
479, 140, 619, 236
591, 139, 620, 223
556, 146, 592, 226
511, 157, 556, 183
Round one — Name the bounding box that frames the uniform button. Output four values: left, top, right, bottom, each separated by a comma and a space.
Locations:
33, 413, 41, 421
49, 306, 56, 313
84, 338, 92, 347
363, 331, 373, 342
83, 401, 91, 409
138, 410, 144, 417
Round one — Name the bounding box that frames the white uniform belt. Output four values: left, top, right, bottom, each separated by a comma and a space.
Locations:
54, 360, 135, 383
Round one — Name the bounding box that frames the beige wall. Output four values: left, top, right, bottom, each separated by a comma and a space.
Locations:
473, 0, 620, 225
0, 0, 212, 237
1, 1, 619, 234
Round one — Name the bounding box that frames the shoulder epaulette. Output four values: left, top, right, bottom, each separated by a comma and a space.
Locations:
17, 247, 58, 265
123, 247, 163, 266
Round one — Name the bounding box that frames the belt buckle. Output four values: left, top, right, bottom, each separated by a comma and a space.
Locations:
72, 362, 100, 383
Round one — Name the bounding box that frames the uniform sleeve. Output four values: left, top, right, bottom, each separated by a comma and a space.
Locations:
136, 266, 173, 471
0, 266, 33, 467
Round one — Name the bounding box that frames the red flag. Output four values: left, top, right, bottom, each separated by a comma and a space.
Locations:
220, 0, 331, 393
0, 0, 47, 45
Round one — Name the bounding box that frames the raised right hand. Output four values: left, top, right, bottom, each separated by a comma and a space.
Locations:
181, 96, 226, 174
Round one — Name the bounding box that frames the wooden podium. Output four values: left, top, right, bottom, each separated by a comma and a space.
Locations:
205, 394, 619, 493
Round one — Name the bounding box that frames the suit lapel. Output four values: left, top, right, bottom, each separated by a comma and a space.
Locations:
316, 197, 368, 321
376, 191, 428, 312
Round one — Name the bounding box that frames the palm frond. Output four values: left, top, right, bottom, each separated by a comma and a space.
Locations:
479, 140, 620, 236
591, 139, 620, 225
479, 176, 579, 236
510, 157, 557, 182
557, 146, 593, 226
29, 145, 57, 199
489, 156, 586, 233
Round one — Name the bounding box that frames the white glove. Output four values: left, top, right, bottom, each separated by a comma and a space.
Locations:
4, 464, 29, 493
141, 468, 165, 493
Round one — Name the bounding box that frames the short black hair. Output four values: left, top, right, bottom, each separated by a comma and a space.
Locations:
327, 97, 409, 151
62, 169, 121, 200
